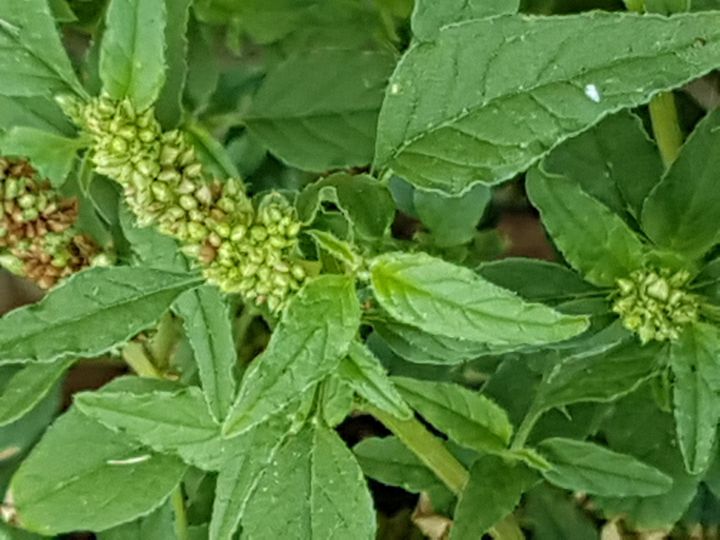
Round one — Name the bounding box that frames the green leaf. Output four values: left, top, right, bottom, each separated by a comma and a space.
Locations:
413, 184, 491, 247
538, 437, 673, 497
154, 0, 192, 128
306, 229, 363, 271
242, 422, 376, 540
527, 168, 647, 286
375, 12, 720, 193
0, 359, 73, 427
0, 127, 85, 187
208, 419, 291, 540
223, 275, 361, 437
320, 375, 354, 427
542, 111, 663, 219
74, 386, 223, 465
48, 0, 77, 22
339, 341, 412, 420
524, 485, 599, 540
353, 436, 452, 499
393, 377, 513, 453
11, 409, 187, 535
98, 500, 175, 540
297, 173, 396, 240
0, 267, 201, 364
0, 96, 74, 135
532, 340, 662, 414
100, 0, 168, 110
175, 286, 237, 421
670, 323, 720, 474
411, 0, 519, 41
245, 49, 395, 172
645, 0, 690, 14
373, 320, 497, 365
0, 523, 44, 540
595, 387, 702, 529
0, 0, 85, 97
451, 455, 537, 540
185, 120, 241, 179
370, 252, 589, 346
119, 203, 191, 272
478, 258, 599, 304
642, 108, 720, 260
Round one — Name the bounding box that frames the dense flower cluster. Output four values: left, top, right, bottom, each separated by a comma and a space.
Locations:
612, 268, 699, 343
65, 95, 306, 311
0, 158, 103, 288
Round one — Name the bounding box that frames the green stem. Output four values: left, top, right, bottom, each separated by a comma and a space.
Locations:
624, 0, 684, 169
122, 342, 162, 379
367, 405, 525, 539
510, 408, 542, 451
649, 92, 683, 168
234, 305, 258, 351
367, 405, 468, 493
147, 312, 178, 369
171, 486, 190, 540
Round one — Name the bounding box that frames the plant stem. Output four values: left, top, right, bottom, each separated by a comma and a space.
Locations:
649, 92, 683, 168
121, 342, 162, 379
147, 312, 177, 369
171, 486, 190, 540
234, 305, 258, 351
367, 405, 469, 493
623, 0, 684, 169
510, 408, 542, 451
367, 405, 525, 539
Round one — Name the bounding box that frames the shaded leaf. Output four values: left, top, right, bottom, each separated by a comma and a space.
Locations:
670, 323, 720, 474
411, 0, 519, 41
527, 167, 647, 286
542, 110, 663, 219
0, 95, 74, 135
478, 258, 599, 304
0, 359, 73, 427
297, 173, 396, 240
642, 107, 720, 259
451, 455, 537, 539
246, 49, 395, 172
0, 127, 85, 187
533, 340, 662, 414
413, 184, 491, 247
538, 437, 673, 497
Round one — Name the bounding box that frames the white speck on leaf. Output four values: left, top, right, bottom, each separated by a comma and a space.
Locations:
584, 84, 602, 103
106, 455, 151, 466
390, 83, 401, 95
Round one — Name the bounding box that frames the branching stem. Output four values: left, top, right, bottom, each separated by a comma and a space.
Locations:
366, 405, 525, 539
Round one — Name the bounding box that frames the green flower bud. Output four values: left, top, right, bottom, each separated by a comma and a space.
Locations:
612, 267, 699, 344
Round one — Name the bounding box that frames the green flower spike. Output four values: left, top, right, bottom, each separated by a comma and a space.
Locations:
0, 157, 106, 289
70, 95, 307, 312
613, 268, 699, 343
